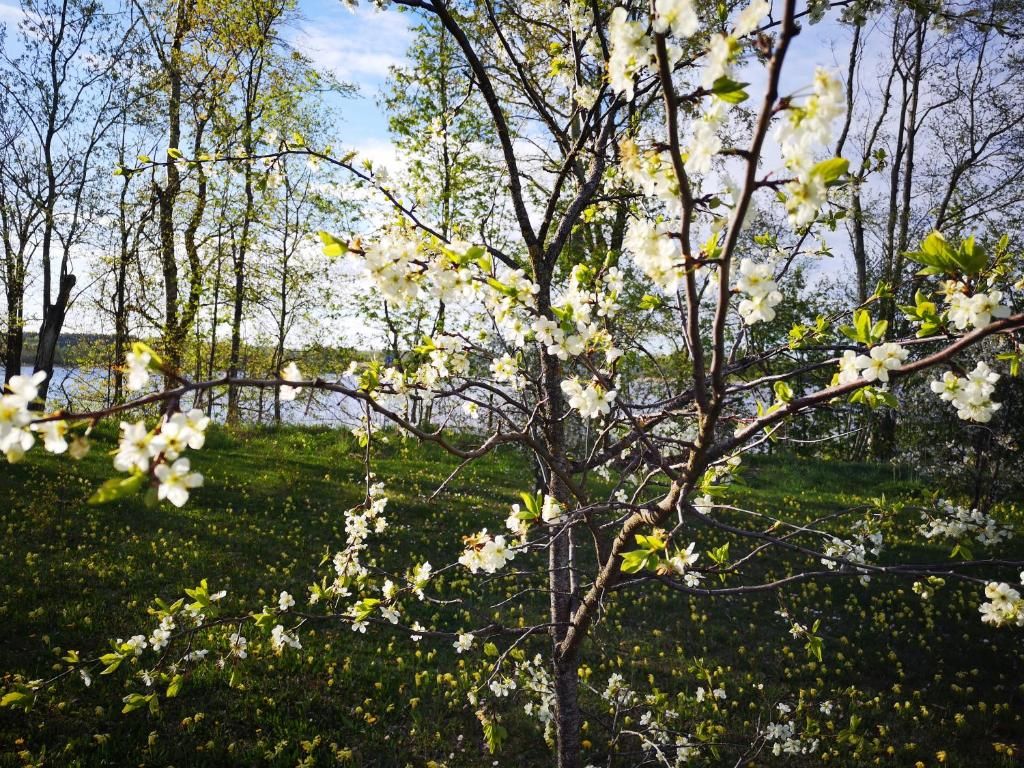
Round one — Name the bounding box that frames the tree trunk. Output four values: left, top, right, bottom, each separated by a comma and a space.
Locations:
31, 272, 76, 409
3, 291, 24, 385
549, 529, 582, 768
537, 269, 582, 767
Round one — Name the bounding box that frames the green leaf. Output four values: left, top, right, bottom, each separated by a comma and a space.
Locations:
634, 533, 666, 552
122, 692, 158, 715
811, 157, 850, 184
805, 634, 824, 662
131, 340, 163, 366
773, 381, 794, 403
88, 473, 146, 506
708, 542, 730, 567
954, 235, 988, 275
251, 611, 276, 632
166, 675, 183, 699
0, 690, 32, 709
166, 147, 183, 160
995, 351, 1022, 378
318, 231, 348, 258
620, 549, 655, 574
905, 231, 961, 274
483, 719, 507, 754
710, 76, 749, 103
840, 309, 873, 344
638, 294, 663, 311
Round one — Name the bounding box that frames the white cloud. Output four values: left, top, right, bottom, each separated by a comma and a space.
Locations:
0, 2, 24, 23
292, 6, 411, 84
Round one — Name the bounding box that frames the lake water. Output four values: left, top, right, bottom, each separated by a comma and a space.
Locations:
1, 365, 480, 430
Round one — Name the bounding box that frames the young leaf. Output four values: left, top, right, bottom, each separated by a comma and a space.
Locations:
88, 473, 146, 506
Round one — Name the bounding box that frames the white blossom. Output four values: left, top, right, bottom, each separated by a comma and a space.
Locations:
154, 458, 204, 507
228, 632, 248, 658
561, 378, 617, 419
853, 343, 908, 384
458, 529, 515, 574
125, 350, 152, 392
735, 258, 783, 325
279, 362, 305, 401
930, 361, 1001, 423
653, 0, 698, 38
270, 624, 301, 652
608, 7, 651, 101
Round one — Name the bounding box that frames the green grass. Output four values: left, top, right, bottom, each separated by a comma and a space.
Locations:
0, 427, 1021, 767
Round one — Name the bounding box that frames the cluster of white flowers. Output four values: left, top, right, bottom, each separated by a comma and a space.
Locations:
918, 499, 1013, 547
821, 520, 882, 583
619, 140, 682, 216
120, 634, 148, 656
666, 542, 701, 587
517, 653, 555, 733
603, 673, 639, 708
979, 577, 1024, 628
653, 0, 697, 38
560, 377, 617, 419
279, 361, 305, 401
694, 685, 726, 703
486, 268, 539, 349
373, 335, 476, 400
324, 479, 391, 612
344, 478, 389, 549
682, 2, 769, 176
532, 286, 621, 366
505, 503, 532, 541
763, 718, 820, 757
228, 632, 248, 659
408, 561, 433, 601
774, 68, 846, 227
458, 529, 516, 574
836, 342, 909, 385
685, 100, 725, 176
598, 673, 702, 765
424, 335, 471, 385
945, 287, 1010, 331
112, 410, 208, 507
269, 624, 301, 653
560, 264, 624, 333
700, 33, 734, 89
607, 8, 652, 101
623, 218, 684, 292
488, 674, 518, 697
734, 258, 783, 325
541, 495, 565, 524
149, 615, 175, 652
453, 632, 475, 653
930, 361, 1002, 423
361, 233, 424, 304
124, 348, 154, 392
489, 354, 526, 390
0, 371, 47, 462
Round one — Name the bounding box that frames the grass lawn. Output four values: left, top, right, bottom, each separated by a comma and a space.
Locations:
0, 426, 1021, 767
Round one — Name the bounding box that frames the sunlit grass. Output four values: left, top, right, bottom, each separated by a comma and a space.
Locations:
0, 428, 1020, 766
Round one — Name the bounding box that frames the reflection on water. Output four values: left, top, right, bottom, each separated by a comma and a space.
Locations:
0, 366, 479, 430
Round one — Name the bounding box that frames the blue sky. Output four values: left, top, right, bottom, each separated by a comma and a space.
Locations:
287, 0, 414, 159
287, 1, 856, 171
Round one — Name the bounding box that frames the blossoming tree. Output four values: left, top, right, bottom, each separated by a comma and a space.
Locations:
2, 0, 1023, 766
